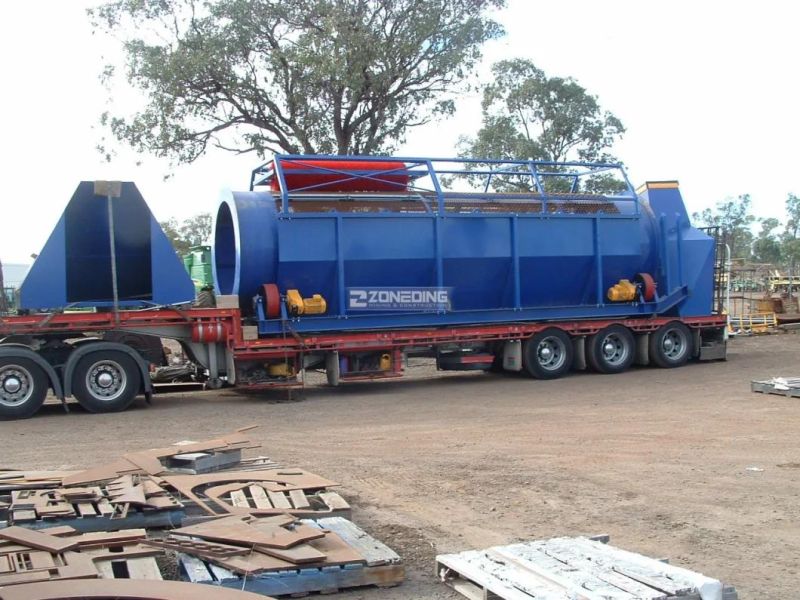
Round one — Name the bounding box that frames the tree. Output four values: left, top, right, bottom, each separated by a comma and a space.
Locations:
752, 217, 782, 265
459, 59, 625, 192
473, 59, 625, 162
91, 0, 505, 162
781, 193, 800, 275
784, 193, 800, 240
692, 195, 756, 260
161, 213, 212, 254
783, 239, 800, 274
180, 214, 213, 246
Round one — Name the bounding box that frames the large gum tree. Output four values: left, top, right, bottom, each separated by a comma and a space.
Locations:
91, 0, 506, 161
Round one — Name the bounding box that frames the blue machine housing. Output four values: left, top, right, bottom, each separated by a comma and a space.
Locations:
20, 181, 195, 309
212, 155, 715, 334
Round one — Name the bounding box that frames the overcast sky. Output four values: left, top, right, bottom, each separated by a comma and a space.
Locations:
1, 0, 798, 263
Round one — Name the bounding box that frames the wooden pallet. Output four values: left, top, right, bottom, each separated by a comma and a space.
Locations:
178, 517, 403, 597
436, 536, 737, 600
751, 379, 800, 398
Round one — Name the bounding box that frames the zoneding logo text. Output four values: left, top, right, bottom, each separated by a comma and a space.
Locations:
348, 287, 451, 311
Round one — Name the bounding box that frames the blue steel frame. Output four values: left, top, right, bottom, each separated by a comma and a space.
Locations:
250, 154, 640, 216
242, 155, 692, 335
256, 287, 689, 334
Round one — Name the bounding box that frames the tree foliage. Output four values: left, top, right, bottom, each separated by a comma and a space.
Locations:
781, 193, 800, 271
784, 193, 800, 240
92, 0, 505, 162
462, 59, 624, 163
161, 213, 212, 254
693, 194, 756, 260
752, 217, 782, 265
459, 59, 625, 192
692, 192, 800, 272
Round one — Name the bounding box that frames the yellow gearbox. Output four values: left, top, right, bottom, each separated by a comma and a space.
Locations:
607, 279, 638, 302
285, 289, 327, 315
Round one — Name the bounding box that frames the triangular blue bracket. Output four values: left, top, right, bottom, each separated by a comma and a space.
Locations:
20, 182, 195, 309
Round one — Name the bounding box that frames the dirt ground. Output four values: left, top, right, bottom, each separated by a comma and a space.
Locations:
3, 333, 799, 599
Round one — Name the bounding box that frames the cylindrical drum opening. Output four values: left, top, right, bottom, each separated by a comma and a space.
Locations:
213, 201, 236, 295
211, 191, 279, 310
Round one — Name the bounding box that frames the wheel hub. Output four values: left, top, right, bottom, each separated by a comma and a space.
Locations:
662, 330, 685, 359
599, 332, 630, 366
86, 360, 126, 401
3, 376, 21, 394
537, 337, 565, 371
97, 372, 114, 388
0, 365, 33, 407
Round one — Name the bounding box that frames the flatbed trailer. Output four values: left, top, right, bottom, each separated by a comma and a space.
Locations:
0, 156, 729, 419
0, 304, 727, 419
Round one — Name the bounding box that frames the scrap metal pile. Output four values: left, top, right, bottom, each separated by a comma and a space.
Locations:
0, 526, 164, 585
0, 428, 350, 529
0, 427, 739, 600
0, 428, 403, 598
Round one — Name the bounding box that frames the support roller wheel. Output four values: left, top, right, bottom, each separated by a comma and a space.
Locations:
522, 328, 573, 379
262, 283, 281, 318
650, 321, 692, 368
72, 350, 141, 413
0, 357, 48, 419
587, 325, 635, 374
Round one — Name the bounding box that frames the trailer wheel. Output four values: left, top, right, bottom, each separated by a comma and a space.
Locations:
587, 325, 635, 374
522, 329, 573, 379
650, 322, 692, 368
0, 357, 49, 419
71, 350, 141, 413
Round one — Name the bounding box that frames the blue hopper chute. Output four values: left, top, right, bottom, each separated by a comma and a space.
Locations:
20, 181, 195, 309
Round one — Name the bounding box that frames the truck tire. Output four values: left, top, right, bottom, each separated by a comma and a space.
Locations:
649, 321, 692, 368
71, 350, 141, 413
522, 328, 573, 379
587, 325, 635, 374
0, 357, 49, 419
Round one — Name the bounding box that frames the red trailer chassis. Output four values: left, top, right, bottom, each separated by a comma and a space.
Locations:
0, 306, 727, 419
